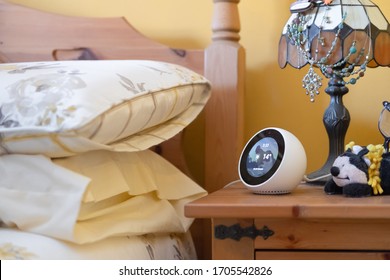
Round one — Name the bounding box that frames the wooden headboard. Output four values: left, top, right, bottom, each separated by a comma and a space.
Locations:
0, 0, 245, 259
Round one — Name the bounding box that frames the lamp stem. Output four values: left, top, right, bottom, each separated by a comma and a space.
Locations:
305, 73, 350, 184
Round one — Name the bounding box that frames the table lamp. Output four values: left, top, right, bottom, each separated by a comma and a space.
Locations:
278, 0, 390, 183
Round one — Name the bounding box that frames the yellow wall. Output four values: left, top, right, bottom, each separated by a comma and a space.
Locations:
10, 0, 390, 176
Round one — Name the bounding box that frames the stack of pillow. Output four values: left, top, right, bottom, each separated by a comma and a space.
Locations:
0, 60, 210, 259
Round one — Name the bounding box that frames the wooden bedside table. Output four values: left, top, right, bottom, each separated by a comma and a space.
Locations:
185, 181, 390, 260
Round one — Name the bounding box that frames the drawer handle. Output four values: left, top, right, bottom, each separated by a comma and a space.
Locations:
214, 224, 274, 241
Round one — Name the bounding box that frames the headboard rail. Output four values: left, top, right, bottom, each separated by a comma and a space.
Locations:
0, 0, 203, 73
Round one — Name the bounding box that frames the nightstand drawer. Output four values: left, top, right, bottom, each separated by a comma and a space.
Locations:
255, 251, 390, 260
254, 219, 390, 251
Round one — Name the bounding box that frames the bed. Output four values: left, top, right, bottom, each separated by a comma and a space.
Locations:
0, 0, 245, 260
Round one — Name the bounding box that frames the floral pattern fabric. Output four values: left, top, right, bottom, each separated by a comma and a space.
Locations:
0, 229, 196, 260
0, 60, 210, 157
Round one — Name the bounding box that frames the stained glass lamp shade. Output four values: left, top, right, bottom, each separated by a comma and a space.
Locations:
278, 0, 390, 183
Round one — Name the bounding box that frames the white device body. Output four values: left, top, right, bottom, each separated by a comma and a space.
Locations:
238, 127, 307, 194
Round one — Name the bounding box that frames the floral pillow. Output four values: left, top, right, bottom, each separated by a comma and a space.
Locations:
0, 60, 210, 157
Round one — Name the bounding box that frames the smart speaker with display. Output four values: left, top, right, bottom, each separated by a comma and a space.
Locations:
238, 127, 307, 194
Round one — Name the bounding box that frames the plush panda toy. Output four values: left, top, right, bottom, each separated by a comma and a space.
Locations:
324, 144, 390, 197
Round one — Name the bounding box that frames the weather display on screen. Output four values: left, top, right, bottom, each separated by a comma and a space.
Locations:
246, 137, 278, 178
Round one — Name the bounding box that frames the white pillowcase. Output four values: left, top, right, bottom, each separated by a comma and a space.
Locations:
0, 60, 210, 157
0, 150, 207, 244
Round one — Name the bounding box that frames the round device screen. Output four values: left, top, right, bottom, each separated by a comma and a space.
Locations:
239, 129, 285, 185
246, 137, 278, 177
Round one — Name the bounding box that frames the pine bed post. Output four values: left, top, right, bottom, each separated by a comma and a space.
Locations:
205, 0, 245, 192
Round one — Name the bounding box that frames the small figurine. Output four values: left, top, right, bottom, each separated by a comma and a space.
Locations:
324, 101, 390, 197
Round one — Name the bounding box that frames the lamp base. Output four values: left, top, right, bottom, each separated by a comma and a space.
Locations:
304, 75, 350, 185
303, 164, 332, 185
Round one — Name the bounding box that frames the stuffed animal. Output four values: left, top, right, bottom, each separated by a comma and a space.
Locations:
324, 142, 390, 197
